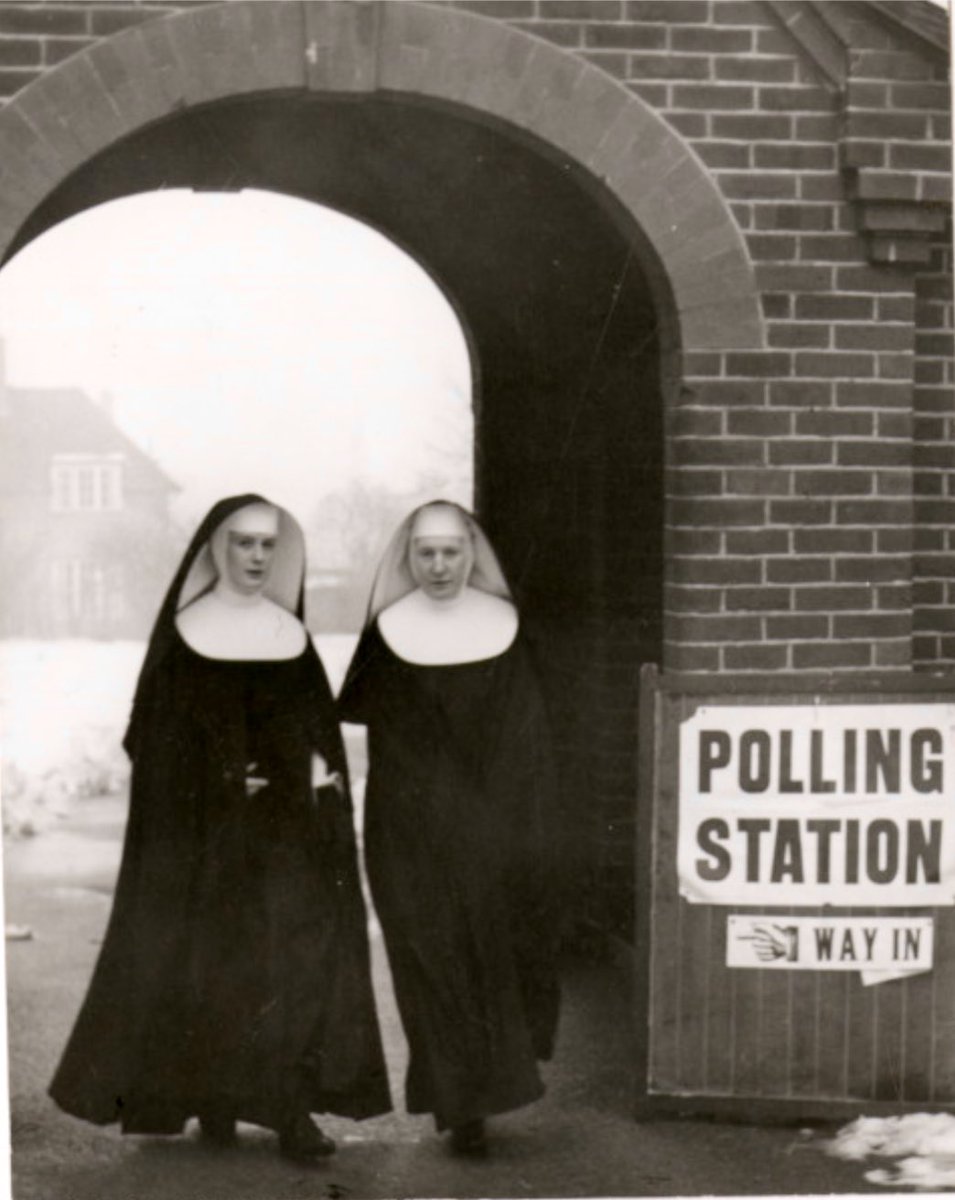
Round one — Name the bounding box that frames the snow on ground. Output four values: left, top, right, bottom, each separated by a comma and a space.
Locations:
826, 1113, 955, 1191
1, 635, 359, 838
1, 640, 143, 836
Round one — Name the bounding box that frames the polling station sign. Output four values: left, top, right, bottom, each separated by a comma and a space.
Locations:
678, 703, 955, 906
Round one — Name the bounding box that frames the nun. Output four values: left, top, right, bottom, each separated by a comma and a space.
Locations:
50, 495, 390, 1161
339, 500, 561, 1155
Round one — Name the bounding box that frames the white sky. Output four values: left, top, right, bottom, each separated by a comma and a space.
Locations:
0, 189, 473, 526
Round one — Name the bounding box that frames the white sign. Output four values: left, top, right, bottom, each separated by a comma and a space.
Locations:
678, 703, 955, 906
727, 915, 934, 975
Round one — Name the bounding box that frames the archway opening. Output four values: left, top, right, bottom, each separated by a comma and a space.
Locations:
0, 187, 474, 864
6, 91, 667, 937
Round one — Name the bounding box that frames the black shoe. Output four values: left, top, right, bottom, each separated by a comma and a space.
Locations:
279, 1114, 336, 1162
449, 1119, 487, 1156
199, 1110, 236, 1147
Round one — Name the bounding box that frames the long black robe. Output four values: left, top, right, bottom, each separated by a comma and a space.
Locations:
50, 496, 390, 1133
339, 621, 560, 1130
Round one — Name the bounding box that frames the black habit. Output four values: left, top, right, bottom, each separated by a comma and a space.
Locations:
339, 618, 560, 1130
50, 495, 390, 1134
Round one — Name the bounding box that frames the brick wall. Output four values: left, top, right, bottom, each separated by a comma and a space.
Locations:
914, 235, 955, 662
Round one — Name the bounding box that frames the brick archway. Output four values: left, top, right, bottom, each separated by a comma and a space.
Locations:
0, 0, 763, 354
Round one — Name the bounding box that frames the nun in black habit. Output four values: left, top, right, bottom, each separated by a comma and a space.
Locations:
339, 500, 561, 1155
50, 495, 390, 1161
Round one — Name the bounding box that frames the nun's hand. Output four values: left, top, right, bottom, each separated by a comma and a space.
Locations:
245, 762, 269, 797
311, 753, 344, 795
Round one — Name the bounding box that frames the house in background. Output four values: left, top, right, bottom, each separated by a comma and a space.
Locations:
0, 342, 181, 639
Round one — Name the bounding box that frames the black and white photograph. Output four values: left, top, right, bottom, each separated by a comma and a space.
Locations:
0, 1, 953, 1198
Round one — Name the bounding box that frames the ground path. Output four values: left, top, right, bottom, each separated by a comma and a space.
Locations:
4, 787, 883, 1200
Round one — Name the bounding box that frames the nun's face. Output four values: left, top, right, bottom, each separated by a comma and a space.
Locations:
225, 529, 276, 595
410, 536, 470, 601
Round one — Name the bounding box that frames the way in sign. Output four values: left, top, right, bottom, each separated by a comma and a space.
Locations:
726, 915, 935, 972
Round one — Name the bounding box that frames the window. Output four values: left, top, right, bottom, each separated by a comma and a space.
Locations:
50, 559, 126, 625
76, 467, 96, 509
50, 455, 124, 512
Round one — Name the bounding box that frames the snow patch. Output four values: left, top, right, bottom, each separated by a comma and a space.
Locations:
826, 1113, 955, 1191
1, 640, 143, 837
